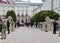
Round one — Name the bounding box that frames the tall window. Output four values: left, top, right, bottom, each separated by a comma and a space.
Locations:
17, 7, 20, 13
21, 13, 24, 17
21, 20, 24, 23
17, 13, 20, 16
26, 13, 28, 16
22, 6, 24, 12
25, 19, 27, 23
25, 7, 28, 12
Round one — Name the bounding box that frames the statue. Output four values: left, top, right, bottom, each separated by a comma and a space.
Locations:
45, 16, 51, 32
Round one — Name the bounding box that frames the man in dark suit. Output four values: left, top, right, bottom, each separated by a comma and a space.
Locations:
0, 18, 2, 32
7, 20, 10, 34
53, 20, 58, 34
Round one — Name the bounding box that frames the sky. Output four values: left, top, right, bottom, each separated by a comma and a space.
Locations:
23, 0, 42, 3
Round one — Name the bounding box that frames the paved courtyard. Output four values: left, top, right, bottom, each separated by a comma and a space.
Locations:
0, 27, 60, 43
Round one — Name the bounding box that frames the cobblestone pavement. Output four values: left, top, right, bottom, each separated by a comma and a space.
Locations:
0, 27, 60, 43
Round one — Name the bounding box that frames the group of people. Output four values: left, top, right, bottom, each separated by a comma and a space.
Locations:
16, 20, 30, 27
0, 18, 10, 39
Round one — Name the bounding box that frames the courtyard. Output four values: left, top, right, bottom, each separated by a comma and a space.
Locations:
0, 27, 60, 43
0, 0, 60, 43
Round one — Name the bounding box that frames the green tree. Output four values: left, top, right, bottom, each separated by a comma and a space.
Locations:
6, 10, 16, 22
31, 10, 59, 22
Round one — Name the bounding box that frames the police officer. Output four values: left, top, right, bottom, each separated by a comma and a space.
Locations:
1, 20, 6, 39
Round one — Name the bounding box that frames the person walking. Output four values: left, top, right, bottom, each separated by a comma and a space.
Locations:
1, 20, 7, 39
7, 20, 10, 34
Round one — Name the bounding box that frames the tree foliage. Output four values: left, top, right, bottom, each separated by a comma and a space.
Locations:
31, 10, 59, 23
6, 10, 16, 22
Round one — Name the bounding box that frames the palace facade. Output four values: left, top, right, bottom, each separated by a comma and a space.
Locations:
0, 0, 41, 23
34, 0, 60, 14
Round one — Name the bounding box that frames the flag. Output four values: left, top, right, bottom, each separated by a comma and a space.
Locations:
0, 0, 10, 4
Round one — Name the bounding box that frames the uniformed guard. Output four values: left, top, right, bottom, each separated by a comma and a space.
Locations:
1, 20, 7, 39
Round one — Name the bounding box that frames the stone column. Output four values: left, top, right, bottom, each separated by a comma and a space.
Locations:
59, 27, 60, 36
34, 22, 36, 27
59, 21, 60, 36
38, 22, 40, 28
45, 22, 48, 32
41, 22, 45, 31
45, 16, 50, 32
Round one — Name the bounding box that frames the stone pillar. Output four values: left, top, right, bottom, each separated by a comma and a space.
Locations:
40, 22, 43, 30
58, 16, 60, 36
45, 16, 51, 31
34, 22, 36, 27
38, 22, 40, 28
13, 23, 15, 29
59, 21, 60, 36
50, 22, 53, 31
59, 27, 60, 36
45, 22, 48, 32
41, 22, 45, 31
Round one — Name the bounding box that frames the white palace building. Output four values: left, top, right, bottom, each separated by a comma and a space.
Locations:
0, 0, 60, 23
34, 0, 60, 14
0, 0, 42, 16
0, 0, 42, 23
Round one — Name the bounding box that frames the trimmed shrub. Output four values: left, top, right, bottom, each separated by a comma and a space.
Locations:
6, 10, 16, 22
31, 10, 59, 22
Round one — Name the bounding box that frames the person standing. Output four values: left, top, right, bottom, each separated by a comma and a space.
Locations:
30, 22, 33, 27
17, 20, 20, 27
0, 18, 2, 32
7, 20, 10, 34
36, 22, 38, 28
53, 20, 58, 34
1, 20, 7, 39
